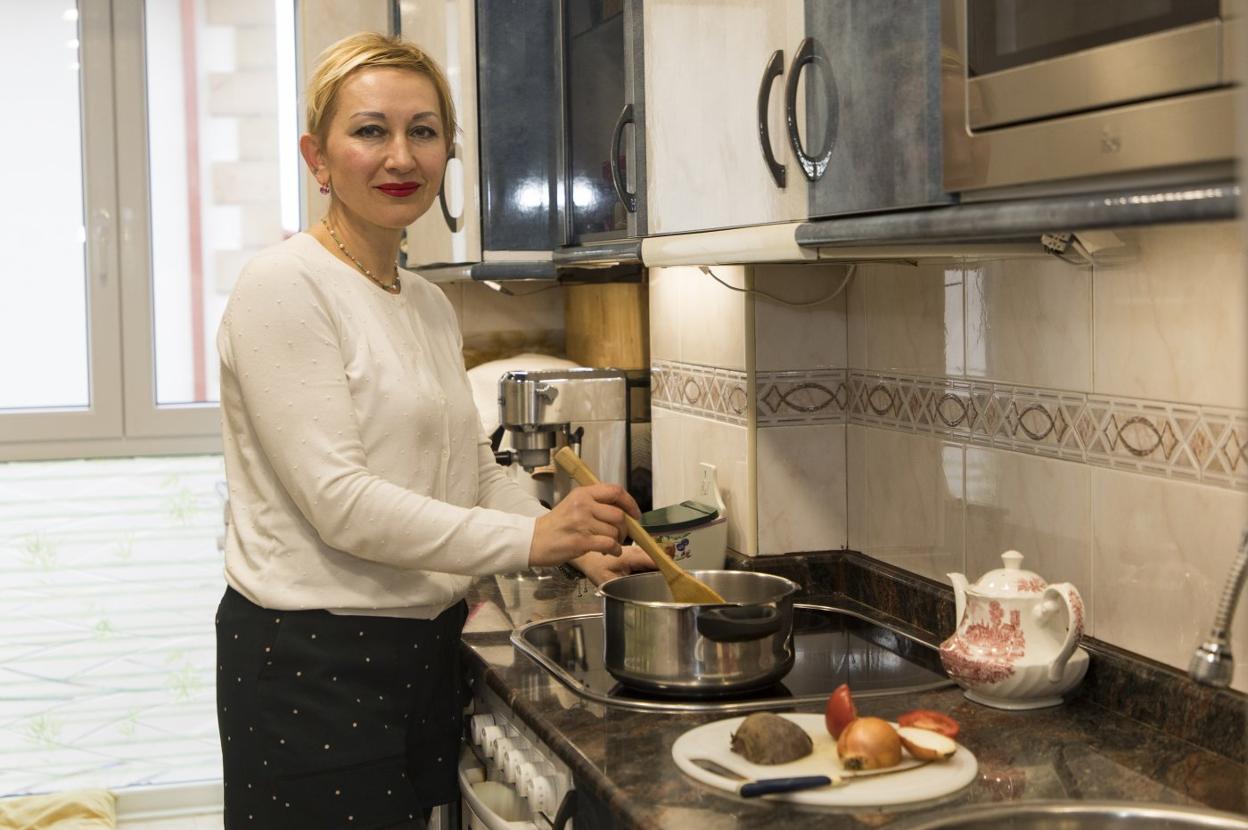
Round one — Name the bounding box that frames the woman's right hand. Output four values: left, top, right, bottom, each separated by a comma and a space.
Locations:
528, 483, 640, 568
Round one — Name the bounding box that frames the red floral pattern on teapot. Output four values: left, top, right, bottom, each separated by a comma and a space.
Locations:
939, 601, 1025, 686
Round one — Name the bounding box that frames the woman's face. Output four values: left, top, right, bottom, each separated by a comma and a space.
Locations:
307, 67, 449, 231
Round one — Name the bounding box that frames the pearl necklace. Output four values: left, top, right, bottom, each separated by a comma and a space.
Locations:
321, 218, 400, 294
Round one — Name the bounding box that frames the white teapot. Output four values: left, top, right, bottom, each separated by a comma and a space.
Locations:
939, 550, 1088, 710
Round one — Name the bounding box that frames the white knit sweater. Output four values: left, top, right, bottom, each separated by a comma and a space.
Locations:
217, 233, 543, 618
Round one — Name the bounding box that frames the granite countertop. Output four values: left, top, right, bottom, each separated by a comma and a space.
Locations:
461, 566, 1246, 829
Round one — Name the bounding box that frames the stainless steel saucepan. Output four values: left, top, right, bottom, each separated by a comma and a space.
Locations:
599, 570, 800, 696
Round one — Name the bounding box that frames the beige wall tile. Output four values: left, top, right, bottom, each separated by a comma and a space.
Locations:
849, 262, 964, 376
847, 264, 868, 369
753, 263, 850, 371
648, 266, 682, 363
1092, 469, 1248, 691
964, 448, 1093, 633
847, 425, 965, 582
757, 425, 847, 554
684, 265, 751, 370
1093, 221, 1246, 408
650, 406, 683, 510
653, 407, 753, 554
647, 266, 750, 370
965, 256, 1092, 391
686, 416, 752, 556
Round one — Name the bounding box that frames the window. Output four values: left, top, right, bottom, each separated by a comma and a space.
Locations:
0, 0, 300, 459
0, 0, 300, 801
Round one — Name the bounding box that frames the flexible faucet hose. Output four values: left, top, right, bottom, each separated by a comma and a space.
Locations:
1208, 528, 1248, 641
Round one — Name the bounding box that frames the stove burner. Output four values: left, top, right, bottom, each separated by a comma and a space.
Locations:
511, 605, 954, 713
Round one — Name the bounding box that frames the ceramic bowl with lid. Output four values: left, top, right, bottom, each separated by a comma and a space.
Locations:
638, 500, 728, 571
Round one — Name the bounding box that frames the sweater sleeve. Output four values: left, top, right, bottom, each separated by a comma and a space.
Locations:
218, 254, 533, 576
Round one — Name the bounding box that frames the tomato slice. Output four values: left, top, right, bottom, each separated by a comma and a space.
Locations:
897, 709, 960, 739
824, 683, 858, 738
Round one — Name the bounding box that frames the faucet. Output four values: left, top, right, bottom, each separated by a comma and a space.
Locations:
1189, 527, 1248, 686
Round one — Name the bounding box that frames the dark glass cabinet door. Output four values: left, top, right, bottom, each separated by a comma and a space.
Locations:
477, 0, 563, 252
564, 0, 646, 242
799, 0, 949, 218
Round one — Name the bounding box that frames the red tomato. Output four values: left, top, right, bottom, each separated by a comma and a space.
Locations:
897, 709, 960, 739
824, 683, 858, 738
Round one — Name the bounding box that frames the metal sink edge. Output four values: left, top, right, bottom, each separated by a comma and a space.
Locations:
508, 603, 956, 714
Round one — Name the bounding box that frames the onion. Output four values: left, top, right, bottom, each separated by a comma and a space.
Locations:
896, 726, 958, 761
836, 716, 902, 770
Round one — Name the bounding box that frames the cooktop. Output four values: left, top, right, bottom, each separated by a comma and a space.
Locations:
510, 604, 954, 713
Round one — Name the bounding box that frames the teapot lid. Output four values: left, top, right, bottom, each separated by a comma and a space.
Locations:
970, 551, 1048, 596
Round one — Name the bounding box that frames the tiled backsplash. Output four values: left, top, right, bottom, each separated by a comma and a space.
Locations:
649, 220, 1248, 691
849, 371, 1246, 489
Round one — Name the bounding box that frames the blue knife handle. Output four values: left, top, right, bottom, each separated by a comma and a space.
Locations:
739, 775, 832, 798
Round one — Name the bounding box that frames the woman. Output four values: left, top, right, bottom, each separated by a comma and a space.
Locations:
215, 33, 649, 829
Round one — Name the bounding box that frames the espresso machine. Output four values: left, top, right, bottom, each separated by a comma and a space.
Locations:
495, 368, 640, 508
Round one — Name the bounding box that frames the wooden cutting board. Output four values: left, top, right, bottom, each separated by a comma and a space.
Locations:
671, 713, 978, 807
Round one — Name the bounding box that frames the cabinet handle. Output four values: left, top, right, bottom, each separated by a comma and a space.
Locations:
757, 49, 786, 188
609, 102, 638, 213
785, 37, 836, 182
438, 140, 463, 233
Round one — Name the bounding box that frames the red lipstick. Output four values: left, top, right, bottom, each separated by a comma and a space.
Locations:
377, 182, 421, 197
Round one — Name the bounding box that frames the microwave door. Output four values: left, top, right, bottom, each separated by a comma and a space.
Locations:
964, 0, 1224, 130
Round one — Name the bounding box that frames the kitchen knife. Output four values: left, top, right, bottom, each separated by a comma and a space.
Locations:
690, 758, 833, 798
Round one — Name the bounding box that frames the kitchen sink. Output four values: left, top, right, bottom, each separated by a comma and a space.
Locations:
891, 801, 1248, 830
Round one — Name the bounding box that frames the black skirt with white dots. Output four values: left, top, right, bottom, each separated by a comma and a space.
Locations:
215, 586, 469, 829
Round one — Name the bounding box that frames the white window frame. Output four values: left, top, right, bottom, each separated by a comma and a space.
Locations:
0, 0, 396, 463
0, 0, 299, 461
1, 0, 125, 450
114, 0, 224, 442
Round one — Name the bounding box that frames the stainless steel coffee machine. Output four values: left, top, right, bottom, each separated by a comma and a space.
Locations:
496, 368, 633, 506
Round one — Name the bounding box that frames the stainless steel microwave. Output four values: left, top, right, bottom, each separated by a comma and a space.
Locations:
942, 0, 1241, 193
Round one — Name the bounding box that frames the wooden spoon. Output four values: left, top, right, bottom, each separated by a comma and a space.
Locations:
553, 446, 726, 604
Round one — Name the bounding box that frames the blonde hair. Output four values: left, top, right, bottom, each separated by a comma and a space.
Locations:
305, 32, 457, 149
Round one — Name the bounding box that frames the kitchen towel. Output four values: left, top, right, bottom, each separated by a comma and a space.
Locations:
0, 789, 115, 829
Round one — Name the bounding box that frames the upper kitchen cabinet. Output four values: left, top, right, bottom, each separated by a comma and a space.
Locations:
642, 0, 948, 236
399, 0, 482, 265
401, 0, 563, 268
798, 0, 949, 218
563, 0, 648, 243
643, 0, 806, 235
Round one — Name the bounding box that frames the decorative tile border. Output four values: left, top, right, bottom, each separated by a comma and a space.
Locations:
650, 360, 749, 426
849, 371, 1248, 491
651, 361, 1246, 490
756, 369, 849, 426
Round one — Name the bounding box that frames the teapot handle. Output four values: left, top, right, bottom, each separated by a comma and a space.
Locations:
1036, 583, 1085, 682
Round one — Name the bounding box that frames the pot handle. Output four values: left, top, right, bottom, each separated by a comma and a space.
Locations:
696, 606, 783, 643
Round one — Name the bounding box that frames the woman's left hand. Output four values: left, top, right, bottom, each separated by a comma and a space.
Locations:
569, 545, 655, 586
